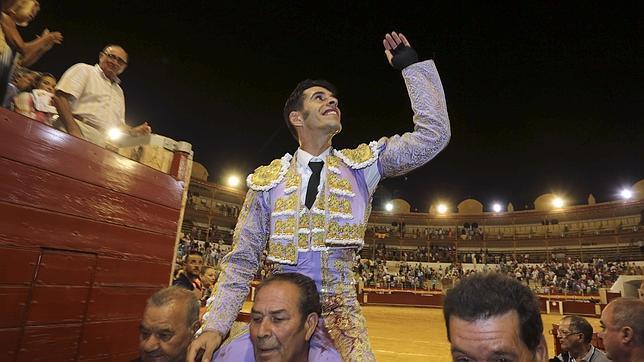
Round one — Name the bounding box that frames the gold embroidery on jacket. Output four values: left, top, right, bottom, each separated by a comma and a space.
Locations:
329, 173, 354, 196
273, 193, 298, 215
268, 241, 297, 263
273, 217, 296, 236
338, 143, 374, 165
284, 167, 300, 193
250, 159, 283, 187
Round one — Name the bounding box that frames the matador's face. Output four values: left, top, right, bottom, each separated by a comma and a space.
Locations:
297, 86, 342, 139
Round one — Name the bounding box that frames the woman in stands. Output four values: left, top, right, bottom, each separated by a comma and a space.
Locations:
0, 0, 62, 101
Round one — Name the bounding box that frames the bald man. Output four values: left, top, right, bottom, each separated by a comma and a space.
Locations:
54, 44, 150, 146
599, 297, 644, 362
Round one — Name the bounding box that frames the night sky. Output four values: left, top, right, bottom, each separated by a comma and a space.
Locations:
28, 1, 643, 212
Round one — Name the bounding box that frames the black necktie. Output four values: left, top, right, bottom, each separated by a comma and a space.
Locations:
305, 161, 324, 209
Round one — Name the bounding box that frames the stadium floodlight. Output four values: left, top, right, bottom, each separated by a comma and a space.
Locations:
437, 204, 448, 214
385, 202, 394, 212
620, 189, 633, 200
492, 203, 502, 213
226, 175, 241, 187
552, 197, 564, 208
107, 127, 125, 141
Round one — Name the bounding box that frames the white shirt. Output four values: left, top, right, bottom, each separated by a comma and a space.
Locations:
295, 147, 381, 207
56, 63, 125, 130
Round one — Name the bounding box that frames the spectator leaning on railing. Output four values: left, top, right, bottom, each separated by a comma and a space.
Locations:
52, 44, 151, 147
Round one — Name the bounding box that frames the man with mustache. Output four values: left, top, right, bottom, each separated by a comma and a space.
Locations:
212, 273, 341, 361
190, 31, 451, 362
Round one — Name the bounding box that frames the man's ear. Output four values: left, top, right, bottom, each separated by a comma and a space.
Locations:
303, 313, 319, 342
289, 111, 304, 128
621, 326, 634, 344
534, 335, 548, 362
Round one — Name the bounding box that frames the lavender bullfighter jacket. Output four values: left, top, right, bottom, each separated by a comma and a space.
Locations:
201, 60, 451, 337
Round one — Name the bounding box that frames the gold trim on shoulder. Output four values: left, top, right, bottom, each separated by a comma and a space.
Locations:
333, 141, 379, 170
247, 153, 292, 191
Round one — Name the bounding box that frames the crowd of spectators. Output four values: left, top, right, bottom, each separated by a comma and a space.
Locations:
368, 243, 456, 262
176, 234, 228, 267
364, 243, 643, 264
356, 255, 643, 295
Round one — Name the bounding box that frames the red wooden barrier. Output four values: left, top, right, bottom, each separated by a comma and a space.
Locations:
0, 109, 191, 360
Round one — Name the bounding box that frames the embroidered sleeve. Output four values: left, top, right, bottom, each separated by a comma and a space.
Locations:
377, 60, 451, 178
199, 189, 270, 336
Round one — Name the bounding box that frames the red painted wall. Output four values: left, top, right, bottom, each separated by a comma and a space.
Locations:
0, 110, 187, 360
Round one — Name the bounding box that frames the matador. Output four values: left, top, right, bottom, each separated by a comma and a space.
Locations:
190, 31, 451, 362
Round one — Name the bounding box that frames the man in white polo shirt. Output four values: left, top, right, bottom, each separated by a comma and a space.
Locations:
53, 44, 150, 146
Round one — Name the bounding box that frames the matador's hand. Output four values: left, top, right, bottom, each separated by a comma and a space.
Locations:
186, 331, 223, 362
383, 31, 418, 70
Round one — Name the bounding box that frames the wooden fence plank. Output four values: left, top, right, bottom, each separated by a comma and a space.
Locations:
26, 286, 89, 325
0, 328, 21, 360
0, 110, 182, 208
0, 247, 39, 284
36, 250, 95, 286
0, 202, 175, 262
86, 287, 157, 321
78, 319, 140, 359
0, 157, 179, 234
18, 324, 82, 361
94, 257, 171, 287
0, 286, 30, 327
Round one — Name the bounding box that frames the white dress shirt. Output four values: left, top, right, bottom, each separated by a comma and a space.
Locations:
56, 63, 125, 130
294, 147, 381, 208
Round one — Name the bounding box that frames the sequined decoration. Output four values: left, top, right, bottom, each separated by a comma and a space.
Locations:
378, 60, 451, 178
272, 192, 298, 216
337, 143, 376, 166
321, 252, 376, 362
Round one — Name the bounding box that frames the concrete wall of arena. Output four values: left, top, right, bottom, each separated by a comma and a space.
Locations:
610, 275, 644, 298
